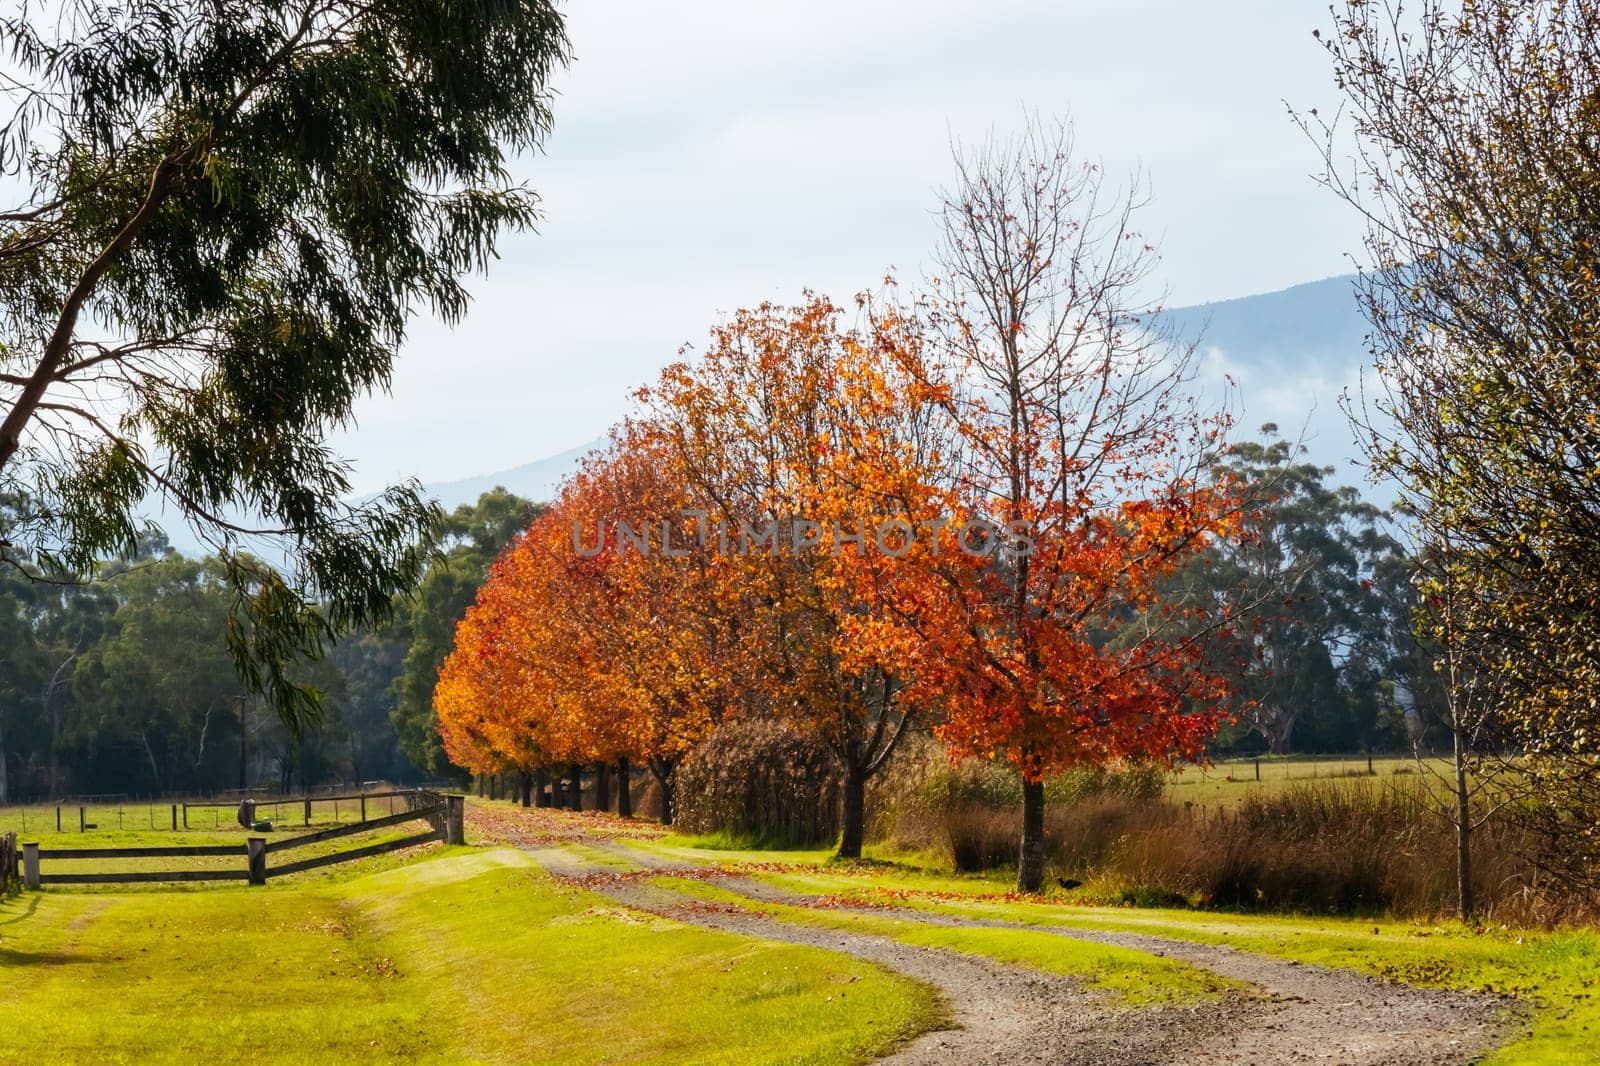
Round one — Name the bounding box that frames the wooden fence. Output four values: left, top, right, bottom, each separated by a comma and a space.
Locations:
1, 832, 18, 895
19, 793, 463, 889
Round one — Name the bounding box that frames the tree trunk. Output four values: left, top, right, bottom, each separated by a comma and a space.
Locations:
595, 762, 612, 813
651, 759, 676, 826
616, 757, 633, 818
1018, 777, 1047, 893
837, 761, 866, 860
518, 771, 532, 808
1453, 725, 1474, 920
566, 764, 583, 811
237, 696, 248, 791
534, 767, 549, 808
48, 719, 58, 799
0, 713, 8, 806
349, 733, 363, 793
47, 679, 61, 800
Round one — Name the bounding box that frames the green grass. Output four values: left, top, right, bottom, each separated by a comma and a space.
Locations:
0, 847, 938, 1065
647, 873, 1237, 1007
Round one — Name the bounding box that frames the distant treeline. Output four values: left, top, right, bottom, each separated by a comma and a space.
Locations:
2, 443, 1441, 803
0, 489, 536, 802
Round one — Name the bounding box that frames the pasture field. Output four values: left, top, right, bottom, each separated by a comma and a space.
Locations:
1164, 754, 1449, 808
0, 793, 450, 886
0, 790, 422, 841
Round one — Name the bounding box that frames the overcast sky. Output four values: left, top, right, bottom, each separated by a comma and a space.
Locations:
337, 0, 1366, 494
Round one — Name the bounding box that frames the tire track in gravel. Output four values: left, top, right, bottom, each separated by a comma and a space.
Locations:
524, 839, 1523, 1065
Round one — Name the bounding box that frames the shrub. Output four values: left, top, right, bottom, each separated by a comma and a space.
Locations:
674, 719, 842, 846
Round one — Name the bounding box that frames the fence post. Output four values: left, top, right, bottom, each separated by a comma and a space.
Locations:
22, 842, 39, 890
247, 837, 267, 886
171, 804, 177, 831
445, 795, 465, 845
1255, 758, 1261, 782
304, 798, 311, 826
360, 794, 367, 822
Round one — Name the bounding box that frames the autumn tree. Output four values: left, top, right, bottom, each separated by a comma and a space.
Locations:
562, 430, 748, 823
1312, 0, 1600, 892
0, 0, 569, 727
912, 117, 1241, 892
433, 518, 556, 795
434, 429, 740, 824
641, 297, 961, 857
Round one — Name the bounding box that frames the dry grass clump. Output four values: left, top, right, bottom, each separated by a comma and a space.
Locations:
868, 740, 1594, 921
674, 719, 842, 846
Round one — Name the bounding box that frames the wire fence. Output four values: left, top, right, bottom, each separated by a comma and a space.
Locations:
0, 786, 441, 838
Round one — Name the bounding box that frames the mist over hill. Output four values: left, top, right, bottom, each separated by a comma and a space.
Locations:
422, 440, 603, 512
1164, 272, 1384, 487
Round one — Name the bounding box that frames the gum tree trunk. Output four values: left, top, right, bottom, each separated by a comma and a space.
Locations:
1453, 725, 1475, 920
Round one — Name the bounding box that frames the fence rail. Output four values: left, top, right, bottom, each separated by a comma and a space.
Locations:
1, 787, 447, 836
262, 804, 442, 854
268, 830, 445, 878
19, 794, 463, 889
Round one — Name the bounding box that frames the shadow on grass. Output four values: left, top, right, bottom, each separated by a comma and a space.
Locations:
0, 946, 101, 967
0, 893, 41, 926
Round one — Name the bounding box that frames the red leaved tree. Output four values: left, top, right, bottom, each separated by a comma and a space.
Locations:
904, 117, 1243, 891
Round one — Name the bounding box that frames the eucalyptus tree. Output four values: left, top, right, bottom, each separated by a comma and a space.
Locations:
0, 0, 569, 727
1310, 0, 1600, 892
1200, 429, 1410, 755
391, 488, 537, 777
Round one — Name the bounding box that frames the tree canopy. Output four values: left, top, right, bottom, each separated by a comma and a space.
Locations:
0, 0, 569, 727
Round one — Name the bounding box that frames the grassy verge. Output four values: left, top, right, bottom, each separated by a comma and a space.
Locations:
647, 873, 1236, 1007
0, 847, 938, 1065
716, 862, 1592, 1066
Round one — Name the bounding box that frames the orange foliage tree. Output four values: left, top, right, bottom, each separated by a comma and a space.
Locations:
640, 294, 964, 857
899, 116, 1244, 891
434, 425, 741, 823
562, 424, 748, 822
